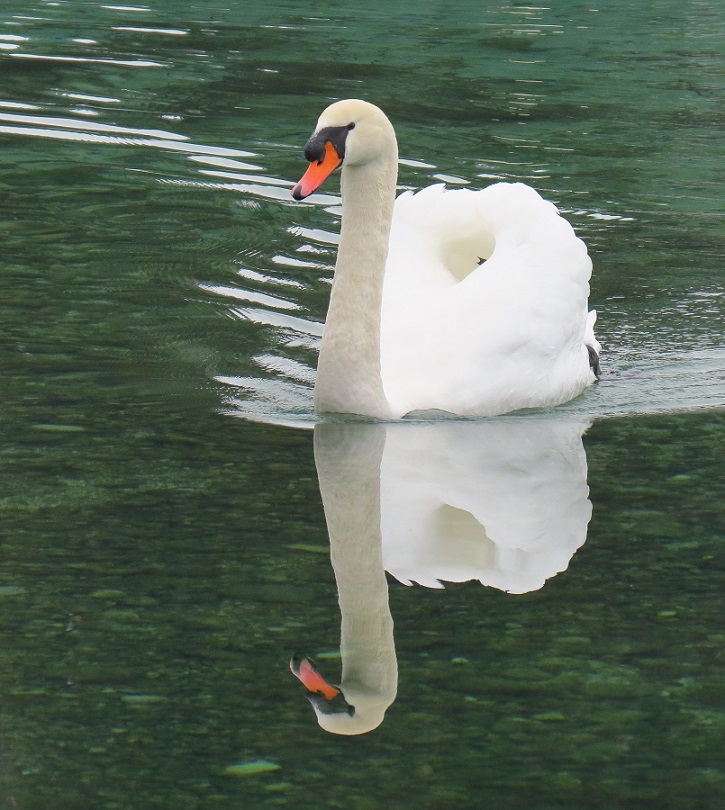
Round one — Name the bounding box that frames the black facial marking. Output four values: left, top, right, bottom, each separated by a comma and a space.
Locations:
308, 692, 355, 716
303, 124, 353, 164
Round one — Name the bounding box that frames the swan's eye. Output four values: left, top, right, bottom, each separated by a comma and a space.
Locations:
347, 122, 355, 131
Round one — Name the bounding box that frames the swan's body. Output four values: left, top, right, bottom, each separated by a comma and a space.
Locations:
292, 99, 599, 419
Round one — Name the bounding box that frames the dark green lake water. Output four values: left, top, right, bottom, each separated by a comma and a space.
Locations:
1, 1, 723, 808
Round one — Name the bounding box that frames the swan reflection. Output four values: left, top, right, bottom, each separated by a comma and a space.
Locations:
292, 417, 593, 734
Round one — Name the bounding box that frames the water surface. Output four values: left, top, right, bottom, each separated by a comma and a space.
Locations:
1, 1, 723, 808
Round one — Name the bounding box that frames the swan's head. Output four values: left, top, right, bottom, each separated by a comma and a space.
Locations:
290, 653, 392, 736
292, 99, 396, 200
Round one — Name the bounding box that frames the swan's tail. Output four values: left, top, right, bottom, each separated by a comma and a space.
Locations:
585, 309, 601, 378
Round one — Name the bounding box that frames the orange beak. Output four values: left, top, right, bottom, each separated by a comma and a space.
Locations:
290, 655, 341, 700
291, 141, 342, 200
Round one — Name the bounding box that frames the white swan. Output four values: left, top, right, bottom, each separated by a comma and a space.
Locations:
292, 99, 600, 419
291, 418, 592, 734
291, 424, 397, 735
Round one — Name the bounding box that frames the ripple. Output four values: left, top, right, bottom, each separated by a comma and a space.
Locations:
0, 100, 39, 110
0, 112, 258, 164
0, 111, 187, 140
253, 354, 316, 384
60, 92, 121, 104
100, 4, 151, 11
9, 52, 166, 67
111, 27, 189, 36
199, 284, 302, 312
187, 155, 265, 172
236, 268, 305, 289
228, 307, 323, 337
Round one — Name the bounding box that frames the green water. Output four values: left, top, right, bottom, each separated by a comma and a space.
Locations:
1, 1, 724, 807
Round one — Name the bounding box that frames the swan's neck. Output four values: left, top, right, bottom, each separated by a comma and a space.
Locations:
314, 424, 397, 735
315, 151, 398, 419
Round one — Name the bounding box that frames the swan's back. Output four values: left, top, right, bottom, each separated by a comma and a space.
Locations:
381, 182, 595, 417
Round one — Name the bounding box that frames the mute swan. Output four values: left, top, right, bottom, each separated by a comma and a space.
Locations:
292, 99, 600, 419
291, 425, 397, 735
290, 418, 592, 733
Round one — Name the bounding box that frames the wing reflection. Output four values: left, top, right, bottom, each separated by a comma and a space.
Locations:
380, 419, 592, 593
293, 418, 593, 734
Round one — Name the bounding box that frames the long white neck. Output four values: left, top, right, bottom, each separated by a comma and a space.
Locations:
313, 424, 397, 735
314, 148, 398, 419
